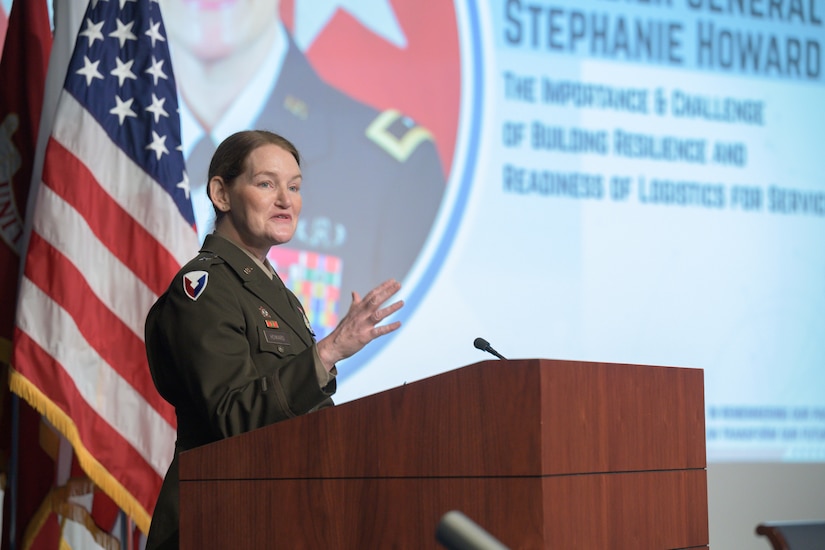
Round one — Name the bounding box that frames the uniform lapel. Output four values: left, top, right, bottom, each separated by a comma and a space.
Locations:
245, 274, 314, 347
202, 235, 314, 346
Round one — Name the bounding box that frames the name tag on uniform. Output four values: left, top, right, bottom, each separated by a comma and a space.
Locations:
263, 329, 290, 346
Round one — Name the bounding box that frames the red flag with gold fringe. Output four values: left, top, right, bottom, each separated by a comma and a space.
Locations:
0, 0, 56, 547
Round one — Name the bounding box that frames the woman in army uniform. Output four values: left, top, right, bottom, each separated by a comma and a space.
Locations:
144, 130, 404, 549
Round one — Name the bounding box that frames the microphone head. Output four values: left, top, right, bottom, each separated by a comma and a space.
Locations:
473, 337, 490, 351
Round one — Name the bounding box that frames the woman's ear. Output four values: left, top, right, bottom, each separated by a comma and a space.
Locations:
209, 176, 230, 212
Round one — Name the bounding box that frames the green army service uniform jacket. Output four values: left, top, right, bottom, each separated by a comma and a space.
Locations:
144, 233, 335, 549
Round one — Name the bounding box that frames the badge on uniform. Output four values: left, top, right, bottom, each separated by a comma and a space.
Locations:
297, 305, 315, 337
259, 306, 278, 328
183, 271, 208, 301
263, 329, 289, 346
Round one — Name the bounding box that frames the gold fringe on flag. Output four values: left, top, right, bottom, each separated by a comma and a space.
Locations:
8, 367, 152, 534
22, 477, 121, 550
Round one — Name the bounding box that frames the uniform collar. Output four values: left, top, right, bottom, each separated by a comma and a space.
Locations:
201, 234, 314, 346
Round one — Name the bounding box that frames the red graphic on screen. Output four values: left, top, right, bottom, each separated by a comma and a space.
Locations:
280, 0, 461, 175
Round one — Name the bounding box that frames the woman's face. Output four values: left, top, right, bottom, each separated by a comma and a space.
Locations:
160, 0, 279, 62
213, 144, 302, 256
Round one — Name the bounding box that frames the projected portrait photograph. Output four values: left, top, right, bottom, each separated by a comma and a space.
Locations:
161, 0, 461, 338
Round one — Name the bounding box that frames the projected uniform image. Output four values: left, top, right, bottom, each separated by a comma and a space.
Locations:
161, 0, 459, 338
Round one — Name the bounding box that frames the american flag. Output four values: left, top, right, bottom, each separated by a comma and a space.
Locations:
10, 0, 198, 533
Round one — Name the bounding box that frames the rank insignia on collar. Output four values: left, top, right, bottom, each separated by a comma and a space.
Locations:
259, 306, 271, 318
284, 95, 308, 120
183, 271, 208, 301
243, 266, 254, 275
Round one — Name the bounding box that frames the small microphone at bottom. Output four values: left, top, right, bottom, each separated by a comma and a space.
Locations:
436, 510, 509, 550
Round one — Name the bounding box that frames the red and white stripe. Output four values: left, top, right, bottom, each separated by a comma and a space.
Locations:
13, 84, 198, 529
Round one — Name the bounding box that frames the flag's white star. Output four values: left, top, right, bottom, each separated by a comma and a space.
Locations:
145, 20, 166, 48
177, 171, 191, 200
145, 93, 169, 123
293, 0, 407, 51
109, 18, 138, 48
109, 95, 137, 125
76, 56, 105, 86
145, 56, 168, 86
119, 0, 138, 8
79, 18, 105, 47
110, 57, 137, 87
146, 130, 169, 160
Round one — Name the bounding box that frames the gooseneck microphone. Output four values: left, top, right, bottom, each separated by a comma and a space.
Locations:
473, 337, 507, 360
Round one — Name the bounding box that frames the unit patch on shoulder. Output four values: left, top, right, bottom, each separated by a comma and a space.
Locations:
183, 271, 209, 301
365, 109, 433, 163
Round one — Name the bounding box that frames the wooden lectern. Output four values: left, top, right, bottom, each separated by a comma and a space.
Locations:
179, 359, 709, 549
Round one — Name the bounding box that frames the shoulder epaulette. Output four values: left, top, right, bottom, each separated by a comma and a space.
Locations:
196, 252, 223, 265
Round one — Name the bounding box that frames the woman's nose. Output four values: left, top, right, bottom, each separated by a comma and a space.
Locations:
274, 187, 291, 207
